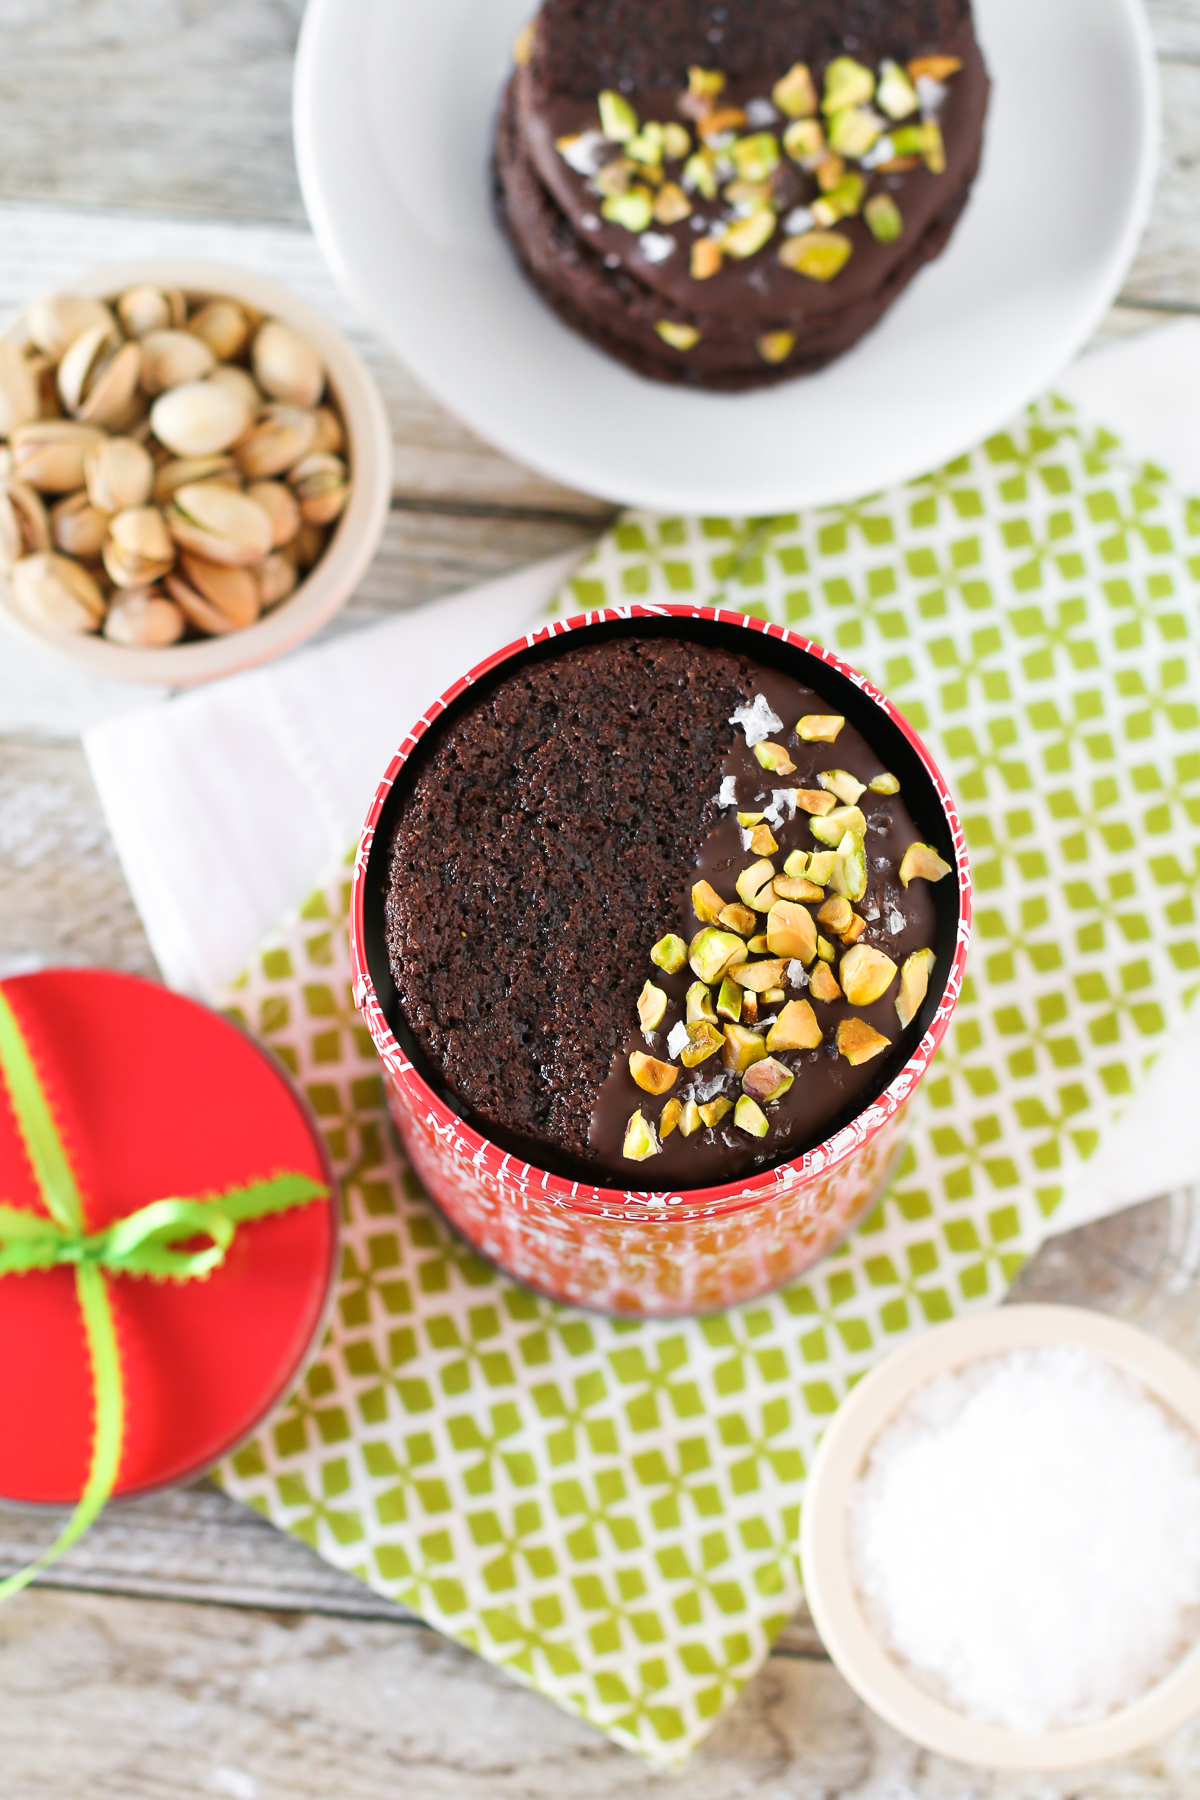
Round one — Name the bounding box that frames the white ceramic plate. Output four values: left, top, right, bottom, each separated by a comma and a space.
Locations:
801, 1306, 1200, 1769
293, 0, 1159, 513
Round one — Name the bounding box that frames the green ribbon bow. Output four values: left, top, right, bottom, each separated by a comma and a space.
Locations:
0, 987, 329, 1603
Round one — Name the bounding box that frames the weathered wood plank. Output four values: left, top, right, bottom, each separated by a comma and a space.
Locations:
1118, 58, 1200, 312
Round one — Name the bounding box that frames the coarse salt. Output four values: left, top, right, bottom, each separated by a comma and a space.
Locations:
848, 1346, 1200, 1733
666, 1020, 690, 1060
729, 694, 783, 746
714, 774, 738, 810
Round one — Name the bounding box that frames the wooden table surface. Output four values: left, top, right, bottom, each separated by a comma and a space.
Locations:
2, 5, 1199, 1794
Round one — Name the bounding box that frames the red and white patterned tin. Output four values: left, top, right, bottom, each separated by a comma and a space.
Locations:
350, 606, 971, 1318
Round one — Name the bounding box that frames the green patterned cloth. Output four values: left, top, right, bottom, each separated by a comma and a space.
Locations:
218, 395, 1200, 1766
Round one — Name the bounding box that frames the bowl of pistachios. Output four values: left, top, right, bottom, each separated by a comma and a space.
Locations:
0, 258, 391, 685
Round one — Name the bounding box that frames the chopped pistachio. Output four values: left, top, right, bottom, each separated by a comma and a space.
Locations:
797, 713, 845, 742
599, 90, 638, 143
659, 1096, 683, 1139
778, 229, 853, 281
689, 926, 749, 983
593, 159, 633, 197
766, 899, 816, 964
864, 193, 904, 242
749, 823, 779, 855
810, 804, 867, 846
729, 132, 780, 183
716, 976, 743, 1022
623, 1108, 660, 1160
837, 1017, 890, 1066
826, 109, 881, 158
817, 894, 853, 934
722, 210, 777, 260
655, 320, 701, 351
512, 22, 535, 64
762, 986, 786, 1004
869, 771, 901, 794
733, 1094, 770, 1137
816, 935, 836, 964
678, 1098, 703, 1136
693, 878, 726, 923
876, 58, 919, 119
783, 849, 811, 877
822, 56, 875, 112
638, 979, 668, 1032
841, 913, 867, 945
815, 153, 847, 191
773, 61, 818, 118
719, 901, 758, 937
724, 176, 773, 210
698, 105, 748, 140
653, 182, 692, 227
722, 1023, 770, 1073
683, 149, 719, 199
691, 237, 724, 279
896, 946, 936, 1028
650, 932, 688, 973
809, 962, 842, 1002
829, 830, 867, 902
681, 1020, 724, 1067
742, 990, 759, 1023
742, 1056, 794, 1105
686, 979, 719, 1024
730, 956, 789, 993
923, 118, 946, 171
792, 789, 837, 818
811, 173, 866, 224
806, 851, 837, 885
818, 768, 867, 805
747, 934, 770, 954
699, 1095, 734, 1128
889, 125, 926, 156
735, 858, 777, 910
627, 121, 665, 165
757, 331, 796, 364
629, 1050, 680, 1094
898, 841, 952, 887
908, 54, 963, 81
662, 121, 692, 159
840, 942, 898, 1006
767, 998, 822, 1052
754, 741, 796, 774
687, 65, 726, 102
783, 118, 825, 163
601, 187, 654, 231
736, 810, 766, 827
773, 874, 823, 902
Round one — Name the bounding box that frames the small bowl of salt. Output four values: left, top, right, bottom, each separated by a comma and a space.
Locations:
801, 1305, 1200, 1769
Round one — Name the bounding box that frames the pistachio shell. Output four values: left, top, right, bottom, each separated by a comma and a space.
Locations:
235, 404, 317, 479
103, 590, 186, 646
187, 299, 251, 361
167, 481, 272, 565
85, 436, 154, 513
151, 455, 241, 507
310, 405, 344, 456
293, 519, 326, 568
138, 329, 217, 395
0, 342, 40, 437
252, 320, 325, 407
11, 551, 105, 633
103, 505, 176, 588
167, 552, 260, 633
150, 380, 252, 457
9, 420, 106, 492
258, 550, 298, 608
50, 490, 110, 559
207, 365, 261, 413
117, 284, 186, 339
0, 480, 51, 568
59, 330, 142, 428
288, 452, 350, 525
26, 294, 114, 361
245, 479, 301, 547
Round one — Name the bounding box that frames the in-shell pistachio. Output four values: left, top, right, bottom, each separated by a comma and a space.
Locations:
236, 405, 317, 479
207, 364, 262, 414
103, 505, 176, 588
0, 342, 40, 437
150, 379, 251, 457
310, 406, 344, 456
58, 327, 142, 427
167, 482, 273, 566
167, 552, 261, 634
9, 420, 106, 493
138, 329, 216, 395
50, 490, 109, 560
252, 320, 325, 408
187, 299, 251, 362
257, 551, 297, 609
117, 284, 187, 339
85, 436, 154, 513
27, 293, 114, 361
0, 481, 51, 568
288, 452, 350, 525
11, 552, 105, 633
104, 590, 186, 646
245, 480, 301, 548
151, 456, 240, 507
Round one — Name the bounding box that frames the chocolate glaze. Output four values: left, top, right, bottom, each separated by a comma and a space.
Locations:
589, 665, 936, 1185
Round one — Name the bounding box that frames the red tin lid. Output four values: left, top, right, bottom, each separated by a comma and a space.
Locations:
0, 969, 338, 1504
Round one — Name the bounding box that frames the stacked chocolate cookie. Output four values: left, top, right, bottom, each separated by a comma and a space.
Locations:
495, 0, 989, 389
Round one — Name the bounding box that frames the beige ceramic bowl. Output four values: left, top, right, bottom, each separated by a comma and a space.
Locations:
801, 1305, 1200, 1769
0, 257, 392, 686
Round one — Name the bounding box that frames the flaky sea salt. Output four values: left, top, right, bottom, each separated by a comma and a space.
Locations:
787, 959, 809, 988
772, 786, 799, 820
848, 1347, 1200, 1733
714, 774, 738, 810
729, 694, 783, 746
666, 1020, 690, 1060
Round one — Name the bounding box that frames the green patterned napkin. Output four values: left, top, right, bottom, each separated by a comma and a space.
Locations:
218, 395, 1200, 1767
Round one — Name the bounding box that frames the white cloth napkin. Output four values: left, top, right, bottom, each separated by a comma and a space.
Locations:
80, 319, 1200, 1238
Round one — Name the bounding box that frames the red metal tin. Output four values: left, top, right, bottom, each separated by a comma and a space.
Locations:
350, 606, 971, 1317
